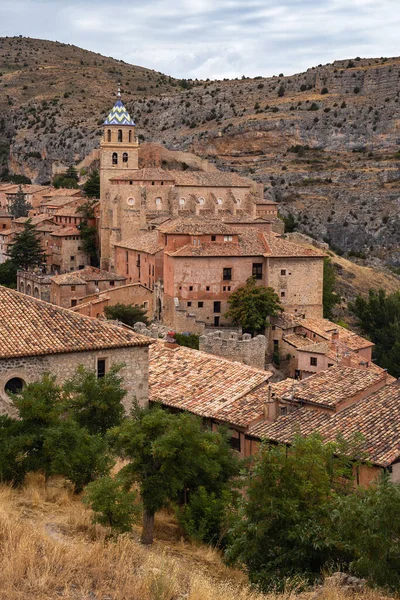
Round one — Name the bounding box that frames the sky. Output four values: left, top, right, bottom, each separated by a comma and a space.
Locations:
1, 0, 400, 80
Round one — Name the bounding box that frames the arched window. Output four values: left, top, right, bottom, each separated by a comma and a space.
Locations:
123, 152, 128, 163
155, 197, 162, 209
129, 130, 132, 143
179, 197, 185, 207
107, 129, 111, 142
118, 129, 123, 142
112, 152, 118, 165
198, 197, 205, 205
26, 284, 32, 296
33, 286, 39, 299
127, 198, 135, 206
217, 197, 223, 205
19, 282, 24, 293
5, 377, 25, 395
235, 198, 241, 205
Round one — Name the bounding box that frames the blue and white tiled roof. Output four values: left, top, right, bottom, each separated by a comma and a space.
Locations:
104, 99, 135, 126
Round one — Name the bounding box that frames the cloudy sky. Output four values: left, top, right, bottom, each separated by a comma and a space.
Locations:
1, 0, 399, 80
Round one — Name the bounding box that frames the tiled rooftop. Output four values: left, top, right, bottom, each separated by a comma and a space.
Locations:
149, 342, 272, 426
263, 234, 326, 258
50, 227, 81, 237
51, 266, 126, 285
14, 215, 55, 225
115, 230, 164, 254
0, 285, 151, 358
167, 228, 266, 257
109, 168, 175, 182
278, 365, 386, 409
159, 217, 239, 236
283, 333, 316, 349
249, 383, 400, 467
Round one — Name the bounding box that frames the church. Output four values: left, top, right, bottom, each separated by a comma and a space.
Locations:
99, 91, 269, 271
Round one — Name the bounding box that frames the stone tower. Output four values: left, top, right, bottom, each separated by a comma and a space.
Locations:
100, 88, 139, 270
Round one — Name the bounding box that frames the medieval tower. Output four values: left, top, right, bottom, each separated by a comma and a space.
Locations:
100, 88, 139, 270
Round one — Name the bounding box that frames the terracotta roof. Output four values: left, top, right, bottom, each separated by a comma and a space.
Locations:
278, 365, 386, 409
42, 189, 82, 198
0, 229, 15, 237
171, 170, 253, 188
297, 318, 373, 350
222, 215, 271, 224
2, 185, 51, 195
149, 342, 272, 425
263, 234, 326, 258
14, 215, 55, 226
51, 266, 126, 285
0, 211, 12, 218
115, 230, 164, 254
167, 228, 266, 257
298, 341, 331, 354
283, 333, 315, 349
159, 217, 239, 235
54, 207, 84, 217
249, 383, 400, 467
272, 313, 303, 330
40, 196, 81, 208
109, 168, 175, 183
50, 227, 81, 237
0, 285, 151, 358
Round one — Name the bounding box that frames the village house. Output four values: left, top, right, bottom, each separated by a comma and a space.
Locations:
49, 266, 127, 308
0, 183, 53, 212
72, 282, 154, 319
0, 285, 151, 415
49, 227, 90, 273
270, 314, 376, 379
149, 342, 400, 486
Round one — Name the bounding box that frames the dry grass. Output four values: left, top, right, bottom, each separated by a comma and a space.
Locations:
0, 475, 393, 600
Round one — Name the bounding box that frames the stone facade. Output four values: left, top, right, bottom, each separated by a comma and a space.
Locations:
73, 283, 153, 319
199, 330, 267, 370
17, 270, 52, 302
0, 345, 149, 416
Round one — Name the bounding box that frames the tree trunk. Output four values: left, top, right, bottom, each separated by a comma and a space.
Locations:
141, 509, 155, 545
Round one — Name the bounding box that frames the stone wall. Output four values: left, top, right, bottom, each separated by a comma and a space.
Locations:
199, 330, 267, 370
0, 345, 149, 417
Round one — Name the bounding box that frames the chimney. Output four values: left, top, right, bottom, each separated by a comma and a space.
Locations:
263, 385, 278, 422
341, 352, 351, 367
331, 329, 339, 341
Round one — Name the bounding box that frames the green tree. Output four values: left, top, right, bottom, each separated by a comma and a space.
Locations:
83, 475, 140, 532
174, 332, 199, 350
83, 169, 100, 198
110, 405, 240, 545
226, 277, 282, 333
334, 475, 400, 590
350, 288, 400, 377
323, 257, 339, 318
104, 303, 149, 327
65, 165, 79, 181
0, 259, 18, 288
226, 434, 361, 591
76, 200, 98, 266
52, 171, 79, 189
9, 184, 32, 218
63, 364, 126, 435
282, 212, 298, 233
7, 219, 47, 270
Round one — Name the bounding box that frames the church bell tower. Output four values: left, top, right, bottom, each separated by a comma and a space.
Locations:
100, 87, 139, 270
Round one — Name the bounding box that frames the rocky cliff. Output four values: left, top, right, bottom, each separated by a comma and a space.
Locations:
1, 37, 400, 265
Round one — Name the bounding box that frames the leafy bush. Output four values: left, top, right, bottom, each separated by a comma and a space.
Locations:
174, 333, 199, 350
83, 475, 139, 532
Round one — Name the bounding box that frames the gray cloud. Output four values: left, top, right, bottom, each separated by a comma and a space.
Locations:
0, 0, 399, 79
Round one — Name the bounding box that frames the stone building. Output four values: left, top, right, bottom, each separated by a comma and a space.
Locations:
149, 342, 400, 486
72, 282, 153, 319
17, 270, 52, 302
0, 285, 151, 415
99, 92, 264, 271
50, 266, 127, 308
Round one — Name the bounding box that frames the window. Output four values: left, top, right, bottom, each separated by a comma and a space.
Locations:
125, 251, 129, 261
211, 235, 216, 241
189, 286, 193, 291
127, 197, 135, 206
224, 235, 232, 242
214, 316, 220, 326
128, 130, 132, 143
5, 377, 24, 395
280, 291, 285, 298
206, 286, 210, 291
198, 197, 205, 204
281, 269, 286, 276
273, 340, 279, 348
198, 301, 204, 308
70, 256, 75, 261
223, 267, 232, 281
123, 152, 128, 163
187, 301, 192, 307
217, 197, 223, 205
280, 406, 288, 416
155, 197, 162, 209
230, 432, 241, 452
118, 129, 123, 142
112, 152, 118, 165
310, 357, 318, 366
328, 363, 334, 368
179, 197, 185, 207
110, 280, 115, 287
252, 263, 263, 280
97, 358, 107, 378
214, 301, 221, 313
71, 299, 77, 307
107, 129, 111, 142
71, 285, 76, 291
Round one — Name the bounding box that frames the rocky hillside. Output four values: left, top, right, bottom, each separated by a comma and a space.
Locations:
2, 36, 400, 266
